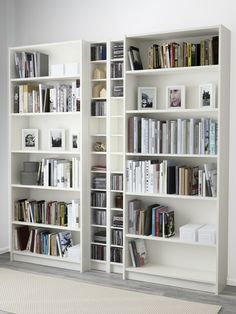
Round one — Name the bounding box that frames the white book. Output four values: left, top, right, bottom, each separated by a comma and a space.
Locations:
181, 120, 187, 154
156, 120, 161, 154
198, 169, 203, 196
170, 120, 177, 154
209, 120, 216, 155
189, 118, 195, 154
177, 118, 182, 154
162, 123, 167, 154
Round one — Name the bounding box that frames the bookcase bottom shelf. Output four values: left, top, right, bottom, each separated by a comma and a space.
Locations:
12, 251, 81, 271
125, 264, 216, 293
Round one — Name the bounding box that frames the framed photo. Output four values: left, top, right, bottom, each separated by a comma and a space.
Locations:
199, 83, 216, 108
166, 85, 185, 109
22, 129, 38, 150
69, 129, 80, 151
49, 129, 65, 150
138, 87, 156, 110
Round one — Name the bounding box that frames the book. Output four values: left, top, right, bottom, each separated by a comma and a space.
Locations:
128, 46, 143, 70
57, 231, 73, 257
16, 226, 30, 250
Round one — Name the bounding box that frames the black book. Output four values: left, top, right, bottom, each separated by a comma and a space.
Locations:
163, 210, 175, 238
212, 36, 219, 65
13, 85, 19, 113
167, 166, 176, 194
17, 226, 30, 250
129, 46, 143, 70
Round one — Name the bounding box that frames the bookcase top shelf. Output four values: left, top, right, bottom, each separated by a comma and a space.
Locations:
126, 65, 219, 76
10, 75, 81, 83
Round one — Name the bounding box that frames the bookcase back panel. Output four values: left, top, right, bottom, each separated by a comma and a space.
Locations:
110, 98, 124, 116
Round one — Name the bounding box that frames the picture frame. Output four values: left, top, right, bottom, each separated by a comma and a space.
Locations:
69, 129, 80, 151
166, 85, 185, 109
138, 87, 156, 110
22, 129, 39, 150
49, 129, 65, 150
199, 83, 216, 108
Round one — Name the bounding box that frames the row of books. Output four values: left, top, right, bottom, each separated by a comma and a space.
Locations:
128, 36, 218, 70
128, 200, 175, 237
14, 199, 79, 228
112, 43, 124, 59
92, 176, 106, 189
91, 100, 106, 116
14, 226, 73, 257
111, 174, 123, 191
111, 62, 123, 78
112, 85, 123, 97
112, 213, 123, 227
91, 191, 106, 208
126, 160, 217, 197
92, 209, 106, 226
13, 81, 80, 113
129, 239, 147, 267
93, 230, 106, 243
112, 229, 123, 246
111, 247, 122, 263
128, 117, 218, 155
14, 51, 49, 78
91, 44, 106, 61
37, 158, 80, 188
91, 243, 106, 260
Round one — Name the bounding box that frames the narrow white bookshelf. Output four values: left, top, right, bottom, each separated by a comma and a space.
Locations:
124, 25, 230, 294
9, 40, 90, 272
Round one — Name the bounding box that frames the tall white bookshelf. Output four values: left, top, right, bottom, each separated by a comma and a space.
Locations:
8, 25, 230, 294
9, 40, 90, 271
123, 25, 230, 294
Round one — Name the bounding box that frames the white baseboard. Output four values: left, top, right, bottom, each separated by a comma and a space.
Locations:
227, 278, 236, 286
0, 247, 9, 254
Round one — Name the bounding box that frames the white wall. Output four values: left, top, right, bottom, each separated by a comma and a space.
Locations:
0, 0, 15, 253
2, 0, 235, 284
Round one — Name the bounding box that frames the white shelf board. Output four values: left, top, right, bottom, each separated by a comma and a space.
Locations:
110, 77, 123, 81
110, 208, 123, 211
126, 153, 218, 159
91, 224, 106, 228
126, 192, 217, 201
11, 150, 80, 155
91, 207, 107, 210
110, 244, 123, 248
111, 190, 123, 193
91, 79, 107, 82
110, 262, 123, 266
11, 184, 80, 192
126, 108, 218, 116
111, 58, 124, 62
90, 116, 107, 118
126, 65, 219, 76
12, 221, 80, 232
90, 259, 106, 264
11, 112, 80, 117
91, 170, 107, 173
91, 242, 106, 246
91, 60, 107, 64
10, 74, 80, 83
126, 264, 215, 284
12, 250, 80, 264
91, 188, 107, 192
91, 152, 107, 155
110, 171, 124, 174
111, 226, 123, 230
126, 234, 216, 248
91, 134, 106, 137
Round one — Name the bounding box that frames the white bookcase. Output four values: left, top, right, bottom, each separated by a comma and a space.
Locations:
9, 40, 90, 271
123, 25, 230, 294
9, 25, 230, 294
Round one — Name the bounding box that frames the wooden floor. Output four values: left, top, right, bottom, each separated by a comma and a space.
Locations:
0, 253, 236, 314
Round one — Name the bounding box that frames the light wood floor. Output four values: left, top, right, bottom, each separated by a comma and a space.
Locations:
0, 253, 235, 314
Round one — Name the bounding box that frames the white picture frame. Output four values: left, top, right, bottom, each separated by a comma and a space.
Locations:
166, 85, 185, 109
138, 87, 156, 110
22, 129, 39, 150
199, 83, 216, 108
69, 129, 80, 151
49, 129, 65, 150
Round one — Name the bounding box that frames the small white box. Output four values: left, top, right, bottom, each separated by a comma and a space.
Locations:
198, 224, 216, 245
67, 244, 80, 262
65, 63, 80, 76
50, 64, 64, 76
179, 224, 204, 243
